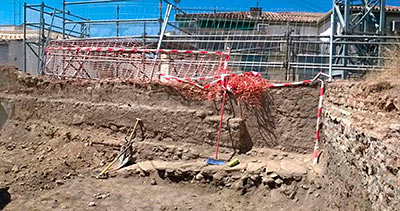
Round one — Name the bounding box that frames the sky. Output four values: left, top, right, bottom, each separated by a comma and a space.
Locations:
1, 0, 400, 36
0, 0, 395, 25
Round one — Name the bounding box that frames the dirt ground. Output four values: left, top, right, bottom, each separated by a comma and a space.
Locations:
0, 113, 331, 211
0, 65, 352, 210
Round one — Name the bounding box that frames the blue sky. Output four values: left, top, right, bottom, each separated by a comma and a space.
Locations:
2, 0, 400, 25
1, 0, 400, 36
0, 0, 372, 25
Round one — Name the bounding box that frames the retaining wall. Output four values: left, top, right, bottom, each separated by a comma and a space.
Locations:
323, 81, 400, 211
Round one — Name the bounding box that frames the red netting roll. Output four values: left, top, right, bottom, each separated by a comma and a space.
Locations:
226, 71, 269, 107
166, 71, 270, 108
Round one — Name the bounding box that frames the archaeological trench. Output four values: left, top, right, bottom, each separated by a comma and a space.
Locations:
0, 65, 399, 210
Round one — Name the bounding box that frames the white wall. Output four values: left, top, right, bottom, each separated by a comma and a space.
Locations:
0, 40, 39, 75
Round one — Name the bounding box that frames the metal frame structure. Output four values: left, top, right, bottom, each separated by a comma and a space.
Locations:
23, 0, 168, 74
23, 2, 88, 73
61, 0, 165, 39
328, 0, 388, 77
24, 0, 400, 80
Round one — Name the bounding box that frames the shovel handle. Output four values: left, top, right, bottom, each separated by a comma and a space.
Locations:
97, 156, 119, 178
96, 118, 142, 178
127, 119, 141, 143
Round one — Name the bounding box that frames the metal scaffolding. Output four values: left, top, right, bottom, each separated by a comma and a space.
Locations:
23, 2, 88, 74
23, 0, 400, 80
329, 0, 388, 77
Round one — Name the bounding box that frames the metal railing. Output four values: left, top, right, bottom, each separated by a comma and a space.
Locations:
23, 0, 400, 81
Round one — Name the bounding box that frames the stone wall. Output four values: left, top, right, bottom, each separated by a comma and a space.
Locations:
323, 81, 400, 211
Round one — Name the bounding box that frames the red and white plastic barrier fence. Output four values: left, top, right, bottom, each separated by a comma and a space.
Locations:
45, 45, 230, 80
267, 80, 313, 88
313, 79, 325, 165
267, 73, 329, 165
46, 46, 228, 56
48, 44, 331, 164
215, 52, 230, 159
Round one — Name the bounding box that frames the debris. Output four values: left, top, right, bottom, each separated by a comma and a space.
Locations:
228, 158, 239, 167
11, 165, 19, 173
270, 173, 279, 179
88, 202, 96, 207
195, 173, 204, 181
94, 192, 110, 199
55, 180, 64, 185
275, 178, 284, 186
301, 184, 309, 190
213, 171, 228, 182
150, 178, 157, 185
263, 177, 276, 188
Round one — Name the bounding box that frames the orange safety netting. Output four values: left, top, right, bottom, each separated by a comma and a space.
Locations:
166, 71, 270, 108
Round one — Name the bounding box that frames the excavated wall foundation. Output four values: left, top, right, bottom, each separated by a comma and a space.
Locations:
323, 81, 400, 211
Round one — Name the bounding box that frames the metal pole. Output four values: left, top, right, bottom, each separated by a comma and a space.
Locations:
379, 0, 386, 34
62, 0, 66, 39
65, 18, 159, 24
150, 3, 172, 81
116, 5, 120, 37
13, 0, 16, 25
157, 4, 172, 55
343, 0, 350, 66
159, 0, 162, 35
62, 0, 66, 79
344, 0, 350, 33
40, 8, 56, 75
378, 0, 386, 67
23, 2, 27, 73
64, 0, 134, 5
328, 4, 337, 79
37, 2, 44, 74
80, 23, 85, 37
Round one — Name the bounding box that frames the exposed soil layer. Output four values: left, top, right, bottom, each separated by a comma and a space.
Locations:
0, 65, 319, 153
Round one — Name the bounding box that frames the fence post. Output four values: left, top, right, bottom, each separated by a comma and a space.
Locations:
150, 3, 172, 81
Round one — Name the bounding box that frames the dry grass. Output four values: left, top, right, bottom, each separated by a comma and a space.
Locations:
365, 46, 400, 82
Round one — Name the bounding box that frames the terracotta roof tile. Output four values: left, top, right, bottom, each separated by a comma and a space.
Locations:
177, 5, 400, 24
0, 30, 62, 41
177, 11, 327, 23
352, 5, 400, 12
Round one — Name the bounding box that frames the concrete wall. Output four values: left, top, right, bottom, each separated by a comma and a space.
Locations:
0, 40, 40, 75
0, 44, 9, 64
